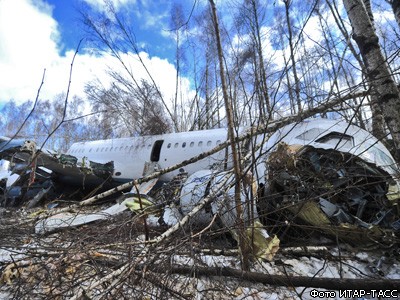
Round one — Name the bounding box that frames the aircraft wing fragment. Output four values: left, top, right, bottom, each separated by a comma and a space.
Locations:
0, 139, 115, 185
0, 138, 116, 206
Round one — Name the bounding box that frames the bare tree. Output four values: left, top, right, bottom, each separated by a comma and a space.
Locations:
283, 0, 302, 113
86, 78, 171, 137
343, 0, 400, 155
208, 0, 251, 271
81, 2, 179, 132
388, 0, 400, 28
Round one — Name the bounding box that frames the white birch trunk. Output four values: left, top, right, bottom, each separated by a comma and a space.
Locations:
343, 0, 400, 151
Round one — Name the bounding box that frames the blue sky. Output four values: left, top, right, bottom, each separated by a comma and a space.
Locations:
0, 0, 200, 106
47, 0, 188, 58
1, 0, 394, 112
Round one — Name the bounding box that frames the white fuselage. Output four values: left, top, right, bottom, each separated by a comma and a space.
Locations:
67, 128, 238, 182
65, 119, 400, 186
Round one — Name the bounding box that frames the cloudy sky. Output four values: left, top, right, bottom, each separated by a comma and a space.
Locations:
0, 0, 200, 107
1, 0, 395, 109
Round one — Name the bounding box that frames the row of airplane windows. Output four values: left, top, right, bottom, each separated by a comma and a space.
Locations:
68, 139, 222, 154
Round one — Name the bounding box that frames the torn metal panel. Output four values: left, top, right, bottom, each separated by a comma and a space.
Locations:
35, 177, 159, 234
0, 137, 25, 154
264, 119, 400, 177
259, 142, 400, 245
0, 138, 116, 206
35, 199, 132, 234
163, 170, 280, 261
0, 140, 115, 188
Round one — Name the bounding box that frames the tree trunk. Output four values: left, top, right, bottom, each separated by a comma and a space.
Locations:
209, 0, 250, 271
249, 0, 272, 119
391, 0, 400, 29
283, 0, 302, 113
156, 264, 400, 291
343, 0, 400, 158
327, 0, 384, 139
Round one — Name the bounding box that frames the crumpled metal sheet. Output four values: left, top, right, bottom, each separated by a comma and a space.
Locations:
0, 139, 115, 206
259, 142, 400, 246
164, 170, 280, 261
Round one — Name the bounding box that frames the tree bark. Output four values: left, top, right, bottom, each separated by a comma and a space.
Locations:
390, 0, 400, 29
152, 264, 400, 291
283, 0, 302, 113
208, 0, 250, 271
343, 0, 400, 157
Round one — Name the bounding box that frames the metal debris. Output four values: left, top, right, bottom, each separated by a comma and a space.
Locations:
259, 143, 400, 246
0, 141, 115, 206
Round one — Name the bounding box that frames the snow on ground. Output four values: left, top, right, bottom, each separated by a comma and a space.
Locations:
1, 207, 399, 299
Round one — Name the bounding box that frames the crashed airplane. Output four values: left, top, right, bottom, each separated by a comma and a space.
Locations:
1, 118, 400, 248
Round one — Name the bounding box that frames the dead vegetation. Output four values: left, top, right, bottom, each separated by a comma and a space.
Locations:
1, 201, 400, 299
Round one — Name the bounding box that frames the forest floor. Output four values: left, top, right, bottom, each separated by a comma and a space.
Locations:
1, 204, 400, 299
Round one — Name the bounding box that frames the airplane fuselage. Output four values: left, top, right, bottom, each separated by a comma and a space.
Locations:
67, 128, 237, 183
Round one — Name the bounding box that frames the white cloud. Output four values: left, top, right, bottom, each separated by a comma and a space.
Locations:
0, 0, 60, 102
81, 0, 136, 12
0, 0, 190, 115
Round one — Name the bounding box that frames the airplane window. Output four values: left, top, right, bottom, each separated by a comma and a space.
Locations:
110, 147, 113, 151
96, 148, 99, 152
190, 142, 194, 147
296, 128, 324, 141
167, 143, 171, 148
174, 143, 179, 148
119, 146, 123, 151
198, 141, 203, 147
216, 140, 221, 145
182, 142, 186, 148
207, 141, 212, 146
135, 145, 139, 150
89, 148, 92, 152
316, 132, 353, 148
147, 145, 151, 149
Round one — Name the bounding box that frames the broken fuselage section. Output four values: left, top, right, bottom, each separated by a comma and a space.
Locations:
257, 119, 400, 245
0, 137, 115, 206
1, 119, 400, 248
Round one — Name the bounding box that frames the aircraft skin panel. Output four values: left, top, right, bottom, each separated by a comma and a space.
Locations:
67, 128, 232, 182
3, 119, 395, 190
265, 119, 398, 175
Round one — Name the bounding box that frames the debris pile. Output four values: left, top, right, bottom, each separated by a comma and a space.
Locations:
259, 143, 400, 246
0, 138, 115, 207
1, 119, 400, 298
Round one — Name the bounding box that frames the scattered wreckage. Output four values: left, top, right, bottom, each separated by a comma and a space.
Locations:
259, 119, 400, 247
1, 119, 400, 254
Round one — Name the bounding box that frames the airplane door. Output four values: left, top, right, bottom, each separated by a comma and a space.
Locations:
150, 140, 164, 162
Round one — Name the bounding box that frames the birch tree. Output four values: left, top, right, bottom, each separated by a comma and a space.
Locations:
209, 0, 250, 271
343, 0, 400, 155
389, 0, 400, 28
